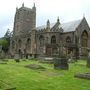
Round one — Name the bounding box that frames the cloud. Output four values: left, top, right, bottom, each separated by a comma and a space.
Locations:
0, 0, 90, 37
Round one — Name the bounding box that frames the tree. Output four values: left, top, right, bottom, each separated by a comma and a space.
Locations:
0, 29, 11, 53
4, 29, 11, 39
0, 38, 9, 53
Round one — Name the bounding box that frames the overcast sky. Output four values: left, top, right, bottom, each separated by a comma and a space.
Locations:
0, 0, 90, 37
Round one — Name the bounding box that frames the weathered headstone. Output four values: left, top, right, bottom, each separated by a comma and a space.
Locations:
54, 57, 69, 70
74, 73, 90, 80
87, 52, 90, 68
25, 64, 46, 70
28, 55, 31, 59
14, 53, 20, 62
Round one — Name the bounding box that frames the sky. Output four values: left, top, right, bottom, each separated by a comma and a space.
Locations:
0, 0, 90, 37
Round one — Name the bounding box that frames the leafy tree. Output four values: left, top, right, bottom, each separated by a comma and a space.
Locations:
0, 29, 11, 53
0, 38, 9, 52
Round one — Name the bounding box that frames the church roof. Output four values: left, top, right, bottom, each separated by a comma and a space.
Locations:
36, 19, 82, 32
36, 23, 55, 30
61, 19, 82, 32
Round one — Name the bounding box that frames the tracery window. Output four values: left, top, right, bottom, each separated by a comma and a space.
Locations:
26, 38, 31, 48
66, 36, 71, 43
81, 31, 88, 47
51, 35, 56, 44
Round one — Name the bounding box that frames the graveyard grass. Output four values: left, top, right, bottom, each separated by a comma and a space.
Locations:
0, 59, 90, 90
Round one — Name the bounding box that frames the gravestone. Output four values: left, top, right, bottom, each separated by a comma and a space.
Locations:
74, 73, 90, 80
25, 64, 46, 70
87, 52, 90, 68
14, 53, 20, 62
28, 55, 32, 59
54, 57, 68, 70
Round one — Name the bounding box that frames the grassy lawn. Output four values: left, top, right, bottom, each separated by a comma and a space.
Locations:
0, 59, 90, 90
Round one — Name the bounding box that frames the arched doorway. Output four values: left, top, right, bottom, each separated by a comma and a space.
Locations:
46, 35, 57, 56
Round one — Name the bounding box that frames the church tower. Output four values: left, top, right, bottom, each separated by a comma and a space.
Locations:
13, 3, 36, 36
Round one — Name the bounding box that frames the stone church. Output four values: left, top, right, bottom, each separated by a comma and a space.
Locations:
10, 3, 90, 59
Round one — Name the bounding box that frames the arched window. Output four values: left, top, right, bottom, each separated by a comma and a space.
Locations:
39, 35, 44, 47
26, 38, 31, 48
51, 35, 56, 44
18, 49, 21, 54
27, 38, 31, 44
66, 36, 71, 43
18, 39, 22, 48
66, 36, 72, 55
81, 31, 88, 47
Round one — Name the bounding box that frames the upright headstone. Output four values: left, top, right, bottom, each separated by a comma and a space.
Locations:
87, 52, 90, 68
53, 44, 69, 70
28, 55, 31, 59
14, 53, 20, 62
54, 57, 69, 70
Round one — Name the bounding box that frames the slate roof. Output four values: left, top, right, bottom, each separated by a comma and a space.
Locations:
36, 23, 55, 30
36, 19, 82, 32
61, 19, 82, 32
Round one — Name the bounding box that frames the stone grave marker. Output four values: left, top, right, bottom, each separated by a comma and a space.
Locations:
74, 73, 90, 80
87, 52, 90, 68
14, 53, 20, 62
54, 57, 69, 70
